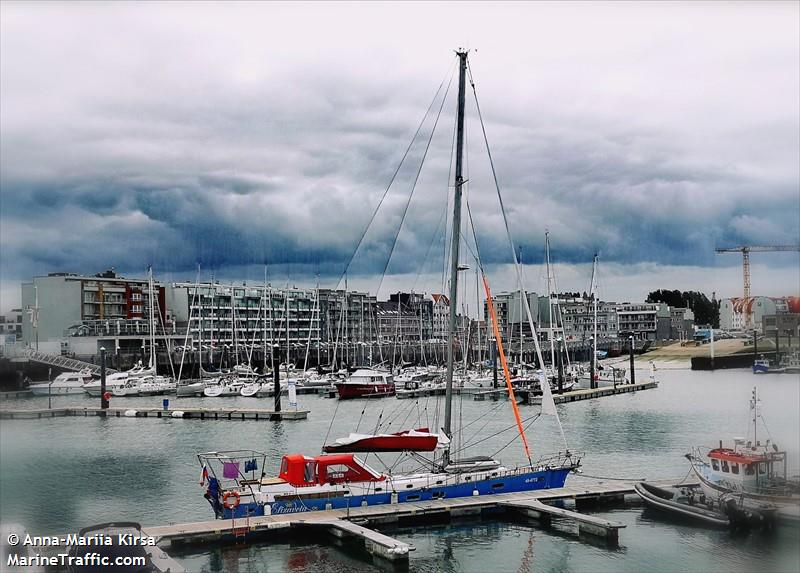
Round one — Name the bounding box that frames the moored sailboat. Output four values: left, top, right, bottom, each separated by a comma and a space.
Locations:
197, 50, 581, 521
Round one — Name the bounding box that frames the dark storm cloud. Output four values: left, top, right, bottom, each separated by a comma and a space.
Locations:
1, 1, 798, 306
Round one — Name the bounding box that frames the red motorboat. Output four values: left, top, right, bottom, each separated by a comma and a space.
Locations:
335, 368, 395, 399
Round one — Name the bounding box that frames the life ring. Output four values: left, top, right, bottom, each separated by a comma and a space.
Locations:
222, 491, 240, 509
103, 391, 112, 401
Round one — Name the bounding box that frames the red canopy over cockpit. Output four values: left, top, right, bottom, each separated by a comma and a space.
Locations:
278, 453, 385, 487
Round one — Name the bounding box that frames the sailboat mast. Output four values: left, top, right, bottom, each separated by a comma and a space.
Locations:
444, 50, 468, 444
546, 232, 555, 368
590, 253, 598, 387
518, 246, 523, 367
148, 266, 156, 370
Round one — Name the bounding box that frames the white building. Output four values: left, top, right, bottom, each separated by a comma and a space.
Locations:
720, 297, 785, 332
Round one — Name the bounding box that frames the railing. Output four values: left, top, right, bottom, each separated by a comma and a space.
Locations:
19, 348, 118, 374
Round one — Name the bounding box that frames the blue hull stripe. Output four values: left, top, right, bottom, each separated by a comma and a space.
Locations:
221, 468, 571, 519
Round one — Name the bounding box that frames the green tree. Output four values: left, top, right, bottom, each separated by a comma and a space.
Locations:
646, 290, 720, 328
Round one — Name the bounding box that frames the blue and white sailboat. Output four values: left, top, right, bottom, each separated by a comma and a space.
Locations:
197, 51, 581, 520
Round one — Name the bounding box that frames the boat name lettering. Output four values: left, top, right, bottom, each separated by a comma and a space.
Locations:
271, 505, 312, 514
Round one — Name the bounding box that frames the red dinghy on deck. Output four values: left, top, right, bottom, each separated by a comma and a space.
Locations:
323, 428, 444, 453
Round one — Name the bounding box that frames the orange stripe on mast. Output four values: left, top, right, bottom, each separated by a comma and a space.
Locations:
482, 275, 532, 463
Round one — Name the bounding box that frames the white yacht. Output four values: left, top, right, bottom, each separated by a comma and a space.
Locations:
82, 361, 154, 396
30, 369, 94, 396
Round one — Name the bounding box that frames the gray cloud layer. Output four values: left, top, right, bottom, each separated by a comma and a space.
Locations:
1, 2, 798, 307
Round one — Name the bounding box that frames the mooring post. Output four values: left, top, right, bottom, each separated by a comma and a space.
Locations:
273, 345, 282, 413
774, 327, 780, 365
753, 329, 758, 359
492, 342, 498, 389
100, 347, 108, 409
628, 336, 635, 385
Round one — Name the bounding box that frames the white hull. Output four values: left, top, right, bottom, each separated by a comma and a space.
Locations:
204, 384, 243, 397
689, 458, 800, 524
30, 384, 86, 396
176, 382, 206, 397
240, 383, 261, 397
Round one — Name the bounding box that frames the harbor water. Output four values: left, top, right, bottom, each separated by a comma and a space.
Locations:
1, 363, 799, 572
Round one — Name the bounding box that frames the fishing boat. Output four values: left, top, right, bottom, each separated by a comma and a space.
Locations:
30, 369, 95, 395
197, 51, 581, 521
686, 387, 800, 524
334, 368, 395, 399
752, 357, 785, 374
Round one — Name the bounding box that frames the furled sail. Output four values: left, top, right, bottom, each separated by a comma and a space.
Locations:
323, 428, 449, 453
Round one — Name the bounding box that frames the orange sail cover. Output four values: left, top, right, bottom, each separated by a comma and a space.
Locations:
482, 275, 532, 462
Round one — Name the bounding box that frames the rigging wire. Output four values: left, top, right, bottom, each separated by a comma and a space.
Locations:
490, 413, 541, 459
334, 60, 457, 291
320, 388, 342, 451
372, 71, 455, 302
466, 58, 569, 452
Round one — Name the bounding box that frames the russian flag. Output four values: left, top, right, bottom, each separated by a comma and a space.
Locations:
200, 465, 209, 486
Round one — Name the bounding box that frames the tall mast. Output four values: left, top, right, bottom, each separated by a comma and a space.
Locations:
590, 253, 598, 386
546, 232, 556, 368
518, 246, 523, 367
148, 266, 156, 370
444, 50, 468, 449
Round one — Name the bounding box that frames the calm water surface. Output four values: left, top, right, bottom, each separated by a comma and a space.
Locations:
2, 362, 799, 572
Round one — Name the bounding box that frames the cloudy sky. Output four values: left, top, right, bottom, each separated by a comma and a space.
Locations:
1, 1, 798, 313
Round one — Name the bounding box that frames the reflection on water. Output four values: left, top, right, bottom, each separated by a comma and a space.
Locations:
1, 365, 799, 572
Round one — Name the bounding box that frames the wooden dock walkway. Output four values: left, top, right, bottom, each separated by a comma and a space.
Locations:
500, 498, 625, 543
141, 476, 695, 563
529, 381, 658, 405
0, 406, 309, 421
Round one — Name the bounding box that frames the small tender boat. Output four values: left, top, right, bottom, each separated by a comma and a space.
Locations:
30, 369, 94, 395
635, 482, 730, 527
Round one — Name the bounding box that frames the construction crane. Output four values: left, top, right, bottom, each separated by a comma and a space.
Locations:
715, 245, 800, 329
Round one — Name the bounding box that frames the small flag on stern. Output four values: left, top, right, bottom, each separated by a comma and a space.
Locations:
200, 465, 209, 486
